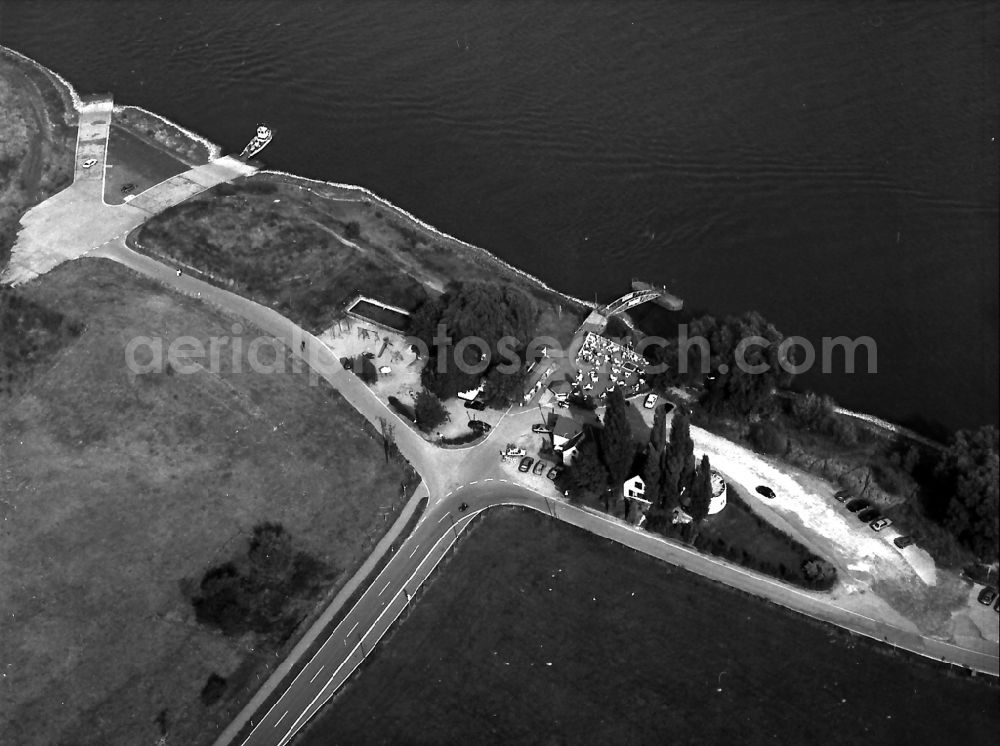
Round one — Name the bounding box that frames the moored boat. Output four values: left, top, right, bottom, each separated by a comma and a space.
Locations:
240, 124, 273, 159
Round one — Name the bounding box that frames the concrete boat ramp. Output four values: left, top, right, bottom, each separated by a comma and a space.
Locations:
0, 94, 255, 287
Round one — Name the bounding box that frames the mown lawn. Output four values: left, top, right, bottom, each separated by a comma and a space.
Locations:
299, 508, 998, 746
0, 259, 416, 746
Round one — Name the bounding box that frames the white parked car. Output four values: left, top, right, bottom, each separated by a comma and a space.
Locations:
81, 158, 98, 168
644, 393, 659, 409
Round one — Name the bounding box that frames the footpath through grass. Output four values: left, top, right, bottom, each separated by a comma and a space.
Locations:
299, 508, 999, 746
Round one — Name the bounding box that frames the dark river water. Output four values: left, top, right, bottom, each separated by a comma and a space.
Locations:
2, 0, 997, 432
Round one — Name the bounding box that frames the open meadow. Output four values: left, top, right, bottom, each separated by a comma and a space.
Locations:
0, 259, 416, 746
299, 508, 998, 746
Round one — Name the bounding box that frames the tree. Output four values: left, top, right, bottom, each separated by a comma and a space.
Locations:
566, 438, 610, 505
355, 355, 378, 384
200, 673, 228, 706
599, 389, 637, 497
666, 409, 696, 496
695, 311, 791, 417
379, 417, 397, 463
483, 363, 526, 405
687, 455, 714, 521
411, 281, 539, 404
414, 388, 449, 432
748, 421, 788, 456
790, 391, 835, 431
640, 405, 668, 503
935, 426, 999, 561
193, 562, 250, 635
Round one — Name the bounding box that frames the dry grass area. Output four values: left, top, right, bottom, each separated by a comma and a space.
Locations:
134, 175, 588, 343
0, 51, 76, 268
0, 259, 415, 746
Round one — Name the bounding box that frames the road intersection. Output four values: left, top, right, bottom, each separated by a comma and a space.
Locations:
2, 107, 996, 746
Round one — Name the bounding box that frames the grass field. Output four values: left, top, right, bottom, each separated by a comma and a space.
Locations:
134, 176, 586, 345
0, 259, 417, 746
298, 509, 999, 746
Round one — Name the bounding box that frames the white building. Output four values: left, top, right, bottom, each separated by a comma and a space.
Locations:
708, 469, 727, 515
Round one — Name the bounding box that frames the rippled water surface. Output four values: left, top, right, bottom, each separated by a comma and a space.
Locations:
2, 0, 996, 430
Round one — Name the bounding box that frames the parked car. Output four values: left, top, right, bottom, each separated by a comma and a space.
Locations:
893, 535, 915, 549
464, 399, 486, 411
557, 400, 570, 409
869, 517, 892, 532
845, 498, 870, 513
503, 444, 525, 459
532, 460, 547, 476
834, 489, 853, 502
81, 157, 98, 168
546, 465, 563, 481
532, 424, 551, 434
518, 457, 534, 473
858, 508, 881, 523
994, 596, 999, 613
468, 420, 491, 433
644, 393, 659, 409
755, 485, 776, 499
120, 182, 136, 194
977, 587, 998, 606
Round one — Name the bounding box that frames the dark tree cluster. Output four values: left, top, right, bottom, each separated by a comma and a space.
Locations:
414, 388, 449, 432
641, 406, 714, 529
193, 522, 325, 639
931, 426, 999, 561
411, 281, 538, 406
564, 391, 714, 525
645, 311, 792, 417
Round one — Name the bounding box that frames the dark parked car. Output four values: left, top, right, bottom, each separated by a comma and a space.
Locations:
468, 420, 491, 433
845, 498, 870, 513
532, 460, 547, 476
977, 587, 998, 606
518, 457, 534, 473
858, 507, 881, 523
546, 465, 563, 481
893, 535, 915, 549
834, 489, 853, 502
464, 399, 486, 411
755, 485, 776, 499
120, 182, 135, 194
532, 423, 551, 434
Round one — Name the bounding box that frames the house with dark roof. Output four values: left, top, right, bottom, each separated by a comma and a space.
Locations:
548, 414, 584, 451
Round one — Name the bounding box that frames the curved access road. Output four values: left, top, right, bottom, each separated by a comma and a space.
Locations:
3, 139, 995, 746
85, 238, 997, 746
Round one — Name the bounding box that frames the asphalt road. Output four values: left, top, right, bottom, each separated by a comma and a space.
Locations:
88, 237, 997, 746
3, 139, 994, 746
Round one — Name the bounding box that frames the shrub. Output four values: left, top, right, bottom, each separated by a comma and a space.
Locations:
801, 558, 838, 590
200, 673, 227, 706
748, 422, 788, 455
414, 389, 449, 432
387, 396, 416, 422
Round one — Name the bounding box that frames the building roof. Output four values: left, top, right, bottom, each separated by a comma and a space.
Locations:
550, 414, 584, 443
549, 379, 573, 394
